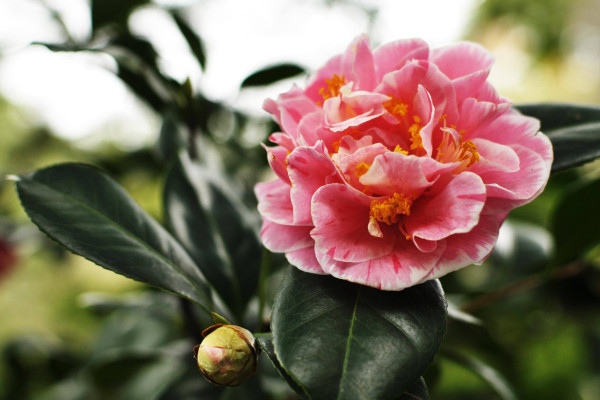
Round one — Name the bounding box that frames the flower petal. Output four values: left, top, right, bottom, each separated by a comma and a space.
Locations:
286, 247, 326, 274
406, 172, 486, 241
373, 38, 430, 81
316, 240, 446, 290
311, 184, 396, 263
287, 145, 342, 224
260, 220, 313, 252
255, 179, 294, 225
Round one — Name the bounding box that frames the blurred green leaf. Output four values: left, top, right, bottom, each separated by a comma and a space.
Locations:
115, 60, 168, 113
163, 154, 261, 320
13, 163, 212, 312
109, 33, 161, 71
443, 350, 518, 400
241, 63, 306, 88
91, 0, 149, 32
271, 267, 447, 400
255, 334, 309, 400
87, 350, 184, 400
171, 13, 206, 71
516, 103, 600, 172
551, 177, 600, 264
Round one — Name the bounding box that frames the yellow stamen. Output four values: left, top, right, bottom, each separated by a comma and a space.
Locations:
318, 74, 346, 103
384, 98, 408, 119
355, 162, 371, 178
435, 129, 480, 172
394, 145, 408, 155
370, 193, 413, 226
409, 115, 423, 150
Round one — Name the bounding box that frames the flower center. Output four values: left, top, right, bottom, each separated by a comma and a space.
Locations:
368, 193, 413, 238
319, 74, 346, 103
435, 128, 480, 173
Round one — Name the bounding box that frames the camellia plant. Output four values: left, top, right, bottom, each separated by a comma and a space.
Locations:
8, 18, 600, 400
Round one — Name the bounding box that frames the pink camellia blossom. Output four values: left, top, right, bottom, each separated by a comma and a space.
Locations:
255, 35, 552, 290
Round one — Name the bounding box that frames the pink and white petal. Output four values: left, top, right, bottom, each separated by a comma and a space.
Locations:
317, 240, 445, 290
287, 146, 342, 224
480, 144, 550, 204
469, 138, 520, 174
264, 144, 290, 183
340, 34, 377, 91
311, 184, 396, 263
359, 152, 435, 197
479, 111, 541, 147
286, 247, 327, 275
260, 220, 313, 252
406, 172, 486, 241
373, 38, 430, 81
422, 214, 500, 281
458, 99, 511, 138
332, 143, 388, 189
323, 90, 389, 130
378, 60, 458, 123
305, 55, 343, 103
430, 42, 495, 81
269, 132, 295, 151
255, 179, 295, 225
297, 111, 341, 150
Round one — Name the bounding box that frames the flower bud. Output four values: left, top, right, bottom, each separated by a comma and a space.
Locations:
193, 324, 258, 386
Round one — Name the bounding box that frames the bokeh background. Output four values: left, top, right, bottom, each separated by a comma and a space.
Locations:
1, 0, 600, 399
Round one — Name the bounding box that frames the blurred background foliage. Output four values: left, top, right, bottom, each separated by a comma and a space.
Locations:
1, 0, 600, 399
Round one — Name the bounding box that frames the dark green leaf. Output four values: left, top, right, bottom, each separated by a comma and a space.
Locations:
516, 103, 600, 172
241, 63, 306, 88
255, 334, 309, 400
91, 0, 149, 32
109, 33, 160, 71
157, 112, 184, 163
31, 42, 97, 52
271, 267, 447, 400
397, 378, 429, 400
545, 122, 600, 172
443, 350, 518, 400
13, 163, 211, 311
551, 177, 600, 264
115, 61, 167, 112
171, 13, 206, 70
516, 103, 600, 132
163, 155, 261, 319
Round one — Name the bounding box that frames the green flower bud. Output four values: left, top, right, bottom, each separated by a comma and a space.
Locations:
193, 324, 258, 386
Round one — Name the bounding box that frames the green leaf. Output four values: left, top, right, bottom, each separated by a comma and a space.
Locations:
171, 12, 207, 70
551, 177, 600, 264
115, 61, 167, 113
255, 334, 309, 400
271, 267, 447, 400
516, 103, 600, 172
109, 33, 161, 71
13, 163, 211, 311
241, 63, 306, 88
163, 155, 261, 319
516, 103, 600, 132
443, 350, 518, 400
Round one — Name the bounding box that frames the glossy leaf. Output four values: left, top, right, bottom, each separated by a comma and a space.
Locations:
13, 163, 211, 311
516, 103, 600, 132
255, 334, 309, 400
171, 12, 207, 70
551, 177, 600, 264
271, 267, 447, 400
163, 155, 261, 319
241, 63, 306, 88
516, 103, 600, 172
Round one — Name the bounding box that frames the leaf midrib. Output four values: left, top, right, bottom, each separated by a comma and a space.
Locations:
336, 286, 362, 400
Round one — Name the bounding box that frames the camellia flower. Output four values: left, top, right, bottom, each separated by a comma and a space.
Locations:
255, 34, 552, 290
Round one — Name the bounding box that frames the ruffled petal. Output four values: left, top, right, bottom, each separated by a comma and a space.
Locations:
255, 179, 294, 225
406, 172, 486, 241
260, 220, 313, 252
311, 184, 396, 263
286, 247, 326, 274
373, 38, 430, 81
